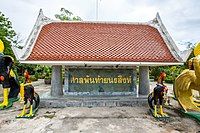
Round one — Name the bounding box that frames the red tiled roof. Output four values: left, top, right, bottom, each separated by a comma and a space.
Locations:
27, 22, 178, 62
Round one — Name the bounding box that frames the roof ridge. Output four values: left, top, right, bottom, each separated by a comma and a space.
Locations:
50, 20, 150, 25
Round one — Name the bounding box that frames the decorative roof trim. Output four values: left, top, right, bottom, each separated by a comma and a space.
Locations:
180, 48, 193, 62
11, 45, 21, 60
19, 9, 53, 60
148, 13, 184, 62
51, 19, 149, 25
19, 60, 183, 66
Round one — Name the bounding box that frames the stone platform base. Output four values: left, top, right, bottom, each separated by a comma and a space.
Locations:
40, 93, 148, 108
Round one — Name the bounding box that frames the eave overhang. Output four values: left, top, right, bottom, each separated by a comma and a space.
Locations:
19, 60, 184, 66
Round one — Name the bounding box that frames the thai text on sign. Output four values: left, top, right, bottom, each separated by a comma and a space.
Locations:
71, 75, 132, 84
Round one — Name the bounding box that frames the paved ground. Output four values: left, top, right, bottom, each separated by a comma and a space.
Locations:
0, 80, 199, 133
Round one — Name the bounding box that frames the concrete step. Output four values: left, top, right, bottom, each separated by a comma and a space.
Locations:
40, 93, 148, 108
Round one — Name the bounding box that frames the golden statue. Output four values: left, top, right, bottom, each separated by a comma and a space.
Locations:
174, 42, 200, 112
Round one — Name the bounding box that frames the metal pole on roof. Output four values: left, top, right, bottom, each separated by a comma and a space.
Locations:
96, 0, 99, 20
96, 0, 101, 20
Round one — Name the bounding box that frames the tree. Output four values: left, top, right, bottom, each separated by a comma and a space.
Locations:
55, 8, 82, 21
0, 11, 17, 57
0, 12, 37, 78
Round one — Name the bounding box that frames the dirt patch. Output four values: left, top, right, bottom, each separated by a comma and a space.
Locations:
0, 106, 199, 133
0, 80, 199, 132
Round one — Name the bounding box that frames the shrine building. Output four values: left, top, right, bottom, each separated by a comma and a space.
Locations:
12, 9, 191, 100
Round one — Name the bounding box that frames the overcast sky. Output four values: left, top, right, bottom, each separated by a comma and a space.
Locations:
1, 0, 200, 50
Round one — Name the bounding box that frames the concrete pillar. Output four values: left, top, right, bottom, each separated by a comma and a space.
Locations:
51, 65, 63, 97
139, 66, 150, 95
64, 66, 69, 93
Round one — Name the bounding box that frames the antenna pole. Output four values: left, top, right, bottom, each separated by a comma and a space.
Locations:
96, 0, 99, 20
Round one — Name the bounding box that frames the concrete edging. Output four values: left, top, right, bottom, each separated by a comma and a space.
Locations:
39, 96, 148, 108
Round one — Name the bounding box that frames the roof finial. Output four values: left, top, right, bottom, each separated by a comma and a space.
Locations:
156, 12, 161, 20
150, 12, 159, 24
39, 9, 44, 17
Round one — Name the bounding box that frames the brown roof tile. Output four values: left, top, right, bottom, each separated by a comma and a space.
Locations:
27, 22, 178, 62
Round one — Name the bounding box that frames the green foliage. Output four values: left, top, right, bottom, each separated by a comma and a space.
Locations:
55, 8, 82, 21
30, 75, 38, 81
18, 75, 38, 83
150, 65, 187, 84
44, 66, 51, 84
34, 72, 39, 79
37, 74, 45, 79
165, 76, 173, 84
44, 66, 52, 79
0, 12, 17, 57
150, 66, 165, 81
18, 76, 25, 84
14, 61, 37, 76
